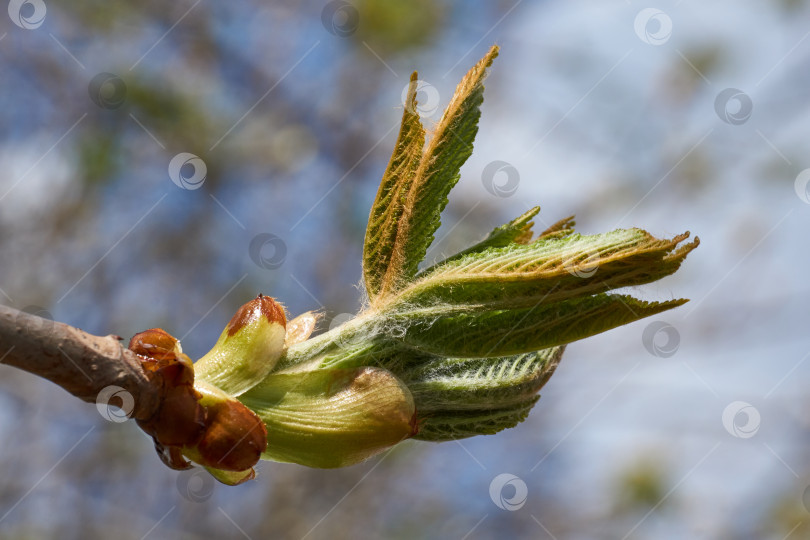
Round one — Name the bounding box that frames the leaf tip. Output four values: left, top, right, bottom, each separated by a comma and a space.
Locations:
404, 72, 420, 114
666, 232, 700, 262
538, 214, 577, 240
484, 44, 500, 65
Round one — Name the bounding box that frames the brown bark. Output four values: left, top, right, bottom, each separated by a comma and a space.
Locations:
0, 304, 160, 421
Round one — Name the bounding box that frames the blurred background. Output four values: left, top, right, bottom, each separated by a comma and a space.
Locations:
1, 0, 809, 538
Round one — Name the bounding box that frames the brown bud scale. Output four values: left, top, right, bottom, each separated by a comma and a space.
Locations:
226, 294, 286, 337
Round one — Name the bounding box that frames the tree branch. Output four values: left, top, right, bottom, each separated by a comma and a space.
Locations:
0, 305, 159, 421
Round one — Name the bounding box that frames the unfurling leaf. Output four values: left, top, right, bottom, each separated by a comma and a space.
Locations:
123, 46, 699, 484
365, 45, 500, 305
364, 72, 426, 301
411, 399, 539, 441
399, 347, 564, 412
393, 295, 686, 358
399, 347, 564, 441
398, 229, 699, 310
538, 215, 576, 239
420, 206, 541, 273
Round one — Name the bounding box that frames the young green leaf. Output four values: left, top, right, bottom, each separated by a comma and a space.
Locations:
399, 229, 699, 310
370, 45, 500, 305
413, 399, 539, 441
419, 206, 541, 274
393, 294, 687, 358
399, 346, 564, 413
363, 72, 426, 301
537, 214, 576, 240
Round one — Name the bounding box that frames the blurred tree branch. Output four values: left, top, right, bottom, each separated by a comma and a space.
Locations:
0, 305, 159, 421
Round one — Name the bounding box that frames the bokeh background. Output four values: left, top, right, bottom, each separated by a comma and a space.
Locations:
1, 1, 809, 538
